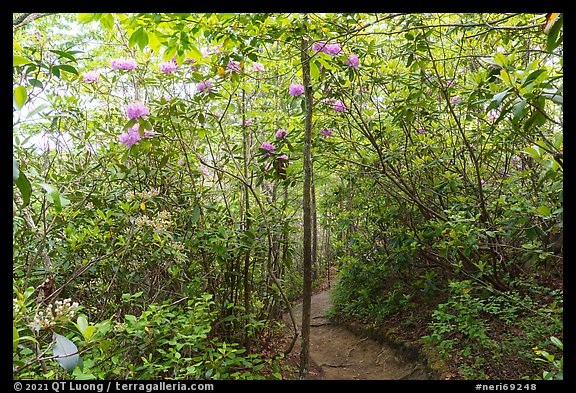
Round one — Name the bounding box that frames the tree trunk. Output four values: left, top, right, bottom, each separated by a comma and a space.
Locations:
299, 34, 313, 380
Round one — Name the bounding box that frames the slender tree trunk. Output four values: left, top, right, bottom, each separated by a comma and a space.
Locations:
241, 88, 252, 351
299, 34, 313, 380
311, 170, 319, 281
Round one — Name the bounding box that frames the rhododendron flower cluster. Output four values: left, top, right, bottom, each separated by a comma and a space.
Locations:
125, 102, 150, 120
345, 54, 359, 69
199, 165, 210, 176
333, 100, 347, 112
110, 58, 137, 71
160, 60, 178, 73
276, 128, 289, 139
227, 61, 241, 72
312, 41, 342, 55
321, 128, 333, 137
184, 58, 198, 71
252, 62, 265, 72
197, 80, 213, 92
261, 141, 275, 153
289, 83, 305, 97
119, 124, 154, 148
82, 71, 99, 83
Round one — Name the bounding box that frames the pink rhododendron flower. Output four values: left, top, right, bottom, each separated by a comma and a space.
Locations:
345, 54, 359, 68
184, 58, 198, 71
252, 62, 265, 72
333, 100, 346, 112
312, 41, 327, 52
125, 102, 150, 120
178, 159, 185, 166
197, 80, 213, 92
261, 141, 275, 153
110, 58, 137, 71
242, 118, 253, 127
321, 128, 333, 138
227, 61, 241, 72
160, 60, 178, 73
118, 124, 145, 148
451, 95, 463, 104
416, 128, 426, 135
82, 71, 99, 83
312, 41, 342, 55
276, 128, 288, 139
199, 165, 210, 176
278, 154, 288, 160
289, 83, 305, 97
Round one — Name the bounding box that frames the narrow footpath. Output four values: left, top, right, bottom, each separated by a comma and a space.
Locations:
285, 290, 430, 380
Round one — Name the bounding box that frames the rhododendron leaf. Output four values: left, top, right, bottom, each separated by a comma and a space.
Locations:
40, 183, 68, 212
14, 85, 27, 109
59, 64, 78, 75
53, 333, 79, 372
13, 159, 32, 207
13, 324, 19, 350
310, 61, 320, 80
13, 55, 31, 66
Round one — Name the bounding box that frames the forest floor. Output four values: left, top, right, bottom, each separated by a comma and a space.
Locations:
275, 287, 431, 380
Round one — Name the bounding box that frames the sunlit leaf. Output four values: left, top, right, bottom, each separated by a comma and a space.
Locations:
14, 85, 27, 109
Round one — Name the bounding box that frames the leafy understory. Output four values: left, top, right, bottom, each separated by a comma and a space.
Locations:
13, 13, 562, 381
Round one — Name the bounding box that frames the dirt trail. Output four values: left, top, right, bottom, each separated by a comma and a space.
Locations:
286, 290, 430, 380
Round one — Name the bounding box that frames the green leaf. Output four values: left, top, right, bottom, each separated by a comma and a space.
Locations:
14, 163, 32, 207
13, 55, 32, 66
191, 205, 201, 224
78, 13, 98, 23
310, 61, 320, 80
26, 103, 49, 119
487, 90, 508, 111
49, 50, 78, 63
58, 64, 78, 75
129, 27, 148, 50
40, 183, 67, 212
99, 13, 115, 30
550, 336, 563, 350
13, 325, 19, 351
536, 205, 551, 217
185, 45, 204, 62
511, 99, 528, 123
51, 65, 61, 78
14, 85, 28, 109
546, 15, 563, 53
76, 316, 89, 336
148, 32, 162, 53
523, 146, 541, 160
13, 157, 20, 181
84, 326, 95, 340
493, 52, 507, 68
53, 333, 79, 372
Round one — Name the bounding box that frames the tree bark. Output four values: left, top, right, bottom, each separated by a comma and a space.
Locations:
299, 34, 314, 380
13, 13, 55, 30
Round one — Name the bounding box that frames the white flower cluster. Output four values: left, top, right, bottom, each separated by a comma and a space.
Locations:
126, 188, 161, 200
32, 299, 80, 330
134, 210, 174, 232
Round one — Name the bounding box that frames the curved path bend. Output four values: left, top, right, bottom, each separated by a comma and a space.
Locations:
287, 290, 430, 380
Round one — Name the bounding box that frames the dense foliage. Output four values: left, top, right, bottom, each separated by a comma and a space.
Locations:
13, 13, 562, 380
